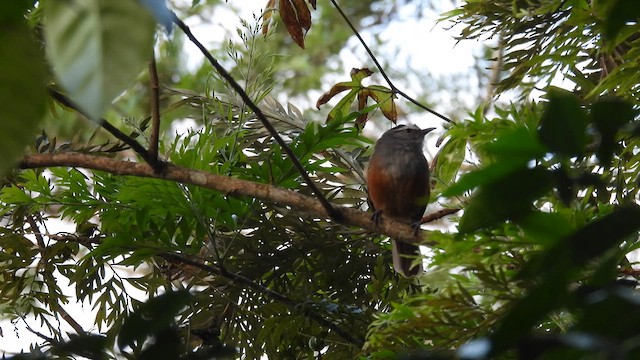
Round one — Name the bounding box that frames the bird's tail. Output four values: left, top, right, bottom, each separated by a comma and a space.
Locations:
391, 239, 423, 277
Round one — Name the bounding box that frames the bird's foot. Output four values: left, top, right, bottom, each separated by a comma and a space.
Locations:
371, 210, 383, 226
410, 220, 423, 236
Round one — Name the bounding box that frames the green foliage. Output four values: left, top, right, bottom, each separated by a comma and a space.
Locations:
3, 0, 640, 359
444, 0, 640, 101
43, 0, 156, 119
365, 1, 640, 358
0, 18, 47, 176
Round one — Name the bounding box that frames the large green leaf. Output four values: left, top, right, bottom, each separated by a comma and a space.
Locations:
538, 87, 588, 157
458, 167, 554, 233
486, 205, 640, 355
44, 0, 155, 119
0, 22, 47, 175
434, 137, 466, 187
591, 98, 635, 165
118, 290, 192, 350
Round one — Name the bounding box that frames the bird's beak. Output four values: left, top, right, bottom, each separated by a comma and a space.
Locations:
421, 127, 437, 135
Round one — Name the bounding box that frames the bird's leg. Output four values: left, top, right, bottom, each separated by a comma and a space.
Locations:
409, 220, 422, 236
371, 210, 383, 226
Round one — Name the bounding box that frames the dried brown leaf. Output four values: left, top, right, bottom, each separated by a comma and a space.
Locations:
262, 0, 277, 35
315, 83, 351, 109
293, 0, 311, 30
356, 90, 369, 127
279, 0, 305, 48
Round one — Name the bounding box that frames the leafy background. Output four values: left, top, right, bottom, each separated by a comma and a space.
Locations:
1, 0, 640, 359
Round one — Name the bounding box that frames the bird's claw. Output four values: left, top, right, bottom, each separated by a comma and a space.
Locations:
410, 220, 422, 236
371, 210, 383, 226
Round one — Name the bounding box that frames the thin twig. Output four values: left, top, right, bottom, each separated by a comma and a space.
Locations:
49, 231, 363, 346
148, 52, 161, 161
421, 208, 460, 224
27, 215, 86, 335
20, 317, 59, 344
329, 0, 453, 124
26, 215, 46, 249
171, 13, 341, 221
48, 87, 165, 173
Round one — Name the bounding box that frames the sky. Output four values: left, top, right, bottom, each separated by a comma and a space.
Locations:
0, 0, 483, 355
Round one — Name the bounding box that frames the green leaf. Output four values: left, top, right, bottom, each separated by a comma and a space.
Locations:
575, 287, 640, 340
538, 87, 588, 157
44, 0, 155, 119
459, 167, 554, 233
518, 211, 575, 247
521, 204, 640, 280
602, 0, 640, 41
488, 205, 640, 355
443, 127, 545, 198
441, 159, 525, 197
118, 290, 192, 350
0, 0, 34, 23
51, 334, 108, 358
0, 22, 47, 175
434, 137, 466, 186
483, 126, 546, 161
591, 98, 635, 165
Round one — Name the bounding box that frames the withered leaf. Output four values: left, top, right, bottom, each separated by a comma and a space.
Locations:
356, 90, 369, 126
293, 0, 311, 30
279, 0, 310, 48
261, 0, 277, 35
368, 85, 397, 123
316, 83, 352, 109
316, 68, 397, 128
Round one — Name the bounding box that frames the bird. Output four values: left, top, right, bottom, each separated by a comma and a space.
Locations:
366, 124, 435, 277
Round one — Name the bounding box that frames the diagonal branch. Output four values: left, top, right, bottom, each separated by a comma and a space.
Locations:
48, 87, 166, 173
20, 152, 435, 245
27, 215, 86, 335
421, 207, 460, 224
160, 253, 364, 346
329, 0, 453, 124
50, 231, 364, 347
171, 12, 341, 221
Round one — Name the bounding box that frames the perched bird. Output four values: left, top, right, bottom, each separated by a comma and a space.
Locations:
367, 124, 435, 277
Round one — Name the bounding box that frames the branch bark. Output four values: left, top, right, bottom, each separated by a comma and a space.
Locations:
20, 152, 436, 245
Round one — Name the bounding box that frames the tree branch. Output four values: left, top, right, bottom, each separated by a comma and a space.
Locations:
171, 12, 340, 221
50, 231, 364, 347
148, 52, 161, 161
20, 152, 434, 245
421, 207, 460, 224
160, 253, 364, 347
27, 215, 86, 335
47, 87, 166, 173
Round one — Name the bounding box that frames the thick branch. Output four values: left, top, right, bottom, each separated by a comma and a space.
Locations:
20, 152, 434, 245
